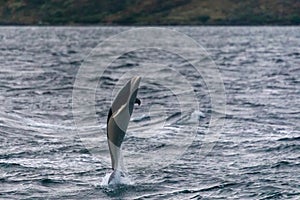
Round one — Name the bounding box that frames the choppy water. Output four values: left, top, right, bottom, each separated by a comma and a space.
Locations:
0, 26, 299, 199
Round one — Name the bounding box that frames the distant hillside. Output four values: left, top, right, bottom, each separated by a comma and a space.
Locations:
0, 0, 300, 25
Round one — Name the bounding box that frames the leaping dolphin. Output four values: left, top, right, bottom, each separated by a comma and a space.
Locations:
106, 76, 141, 184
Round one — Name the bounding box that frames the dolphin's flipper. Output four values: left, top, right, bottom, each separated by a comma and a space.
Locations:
107, 77, 141, 171
135, 98, 141, 106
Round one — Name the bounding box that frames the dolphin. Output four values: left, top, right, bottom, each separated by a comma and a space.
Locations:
106, 76, 141, 184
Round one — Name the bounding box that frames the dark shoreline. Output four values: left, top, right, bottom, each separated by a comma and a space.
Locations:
1, 0, 300, 28
0, 23, 299, 27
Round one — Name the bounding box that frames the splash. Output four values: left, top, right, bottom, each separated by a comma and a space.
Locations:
101, 170, 133, 186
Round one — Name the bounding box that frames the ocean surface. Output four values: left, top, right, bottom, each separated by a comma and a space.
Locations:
0, 26, 299, 199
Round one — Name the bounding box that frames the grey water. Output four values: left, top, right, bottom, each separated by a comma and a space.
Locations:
0, 26, 299, 199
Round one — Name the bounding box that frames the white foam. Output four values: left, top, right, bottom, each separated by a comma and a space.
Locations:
190, 110, 206, 122
100, 170, 133, 186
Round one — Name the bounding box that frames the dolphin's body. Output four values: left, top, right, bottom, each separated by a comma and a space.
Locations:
106, 77, 141, 184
